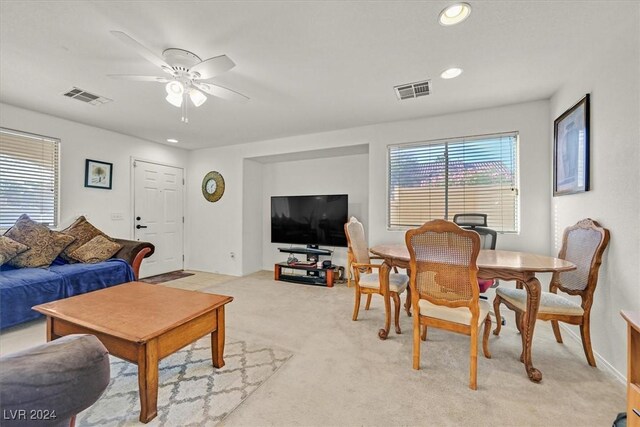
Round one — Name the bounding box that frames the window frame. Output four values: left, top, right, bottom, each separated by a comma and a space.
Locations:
0, 127, 61, 231
386, 131, 520, 234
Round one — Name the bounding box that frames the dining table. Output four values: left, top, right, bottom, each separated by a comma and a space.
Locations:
369, 244, 576, 383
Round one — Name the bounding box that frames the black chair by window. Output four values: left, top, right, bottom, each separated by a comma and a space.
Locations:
453, 213, 497, 295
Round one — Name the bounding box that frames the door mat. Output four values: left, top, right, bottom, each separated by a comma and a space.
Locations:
77, 336, 292, 426
140, 270, 195, 284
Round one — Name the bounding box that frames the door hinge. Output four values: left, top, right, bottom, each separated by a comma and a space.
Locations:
182, 178, 185, 185
182, 254, 185, 261
133, 161, 137, 167
182, 216, 184, 223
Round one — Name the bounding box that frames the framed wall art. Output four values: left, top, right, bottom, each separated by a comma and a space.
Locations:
553, 94, 590, 196
84, 159, 113, 189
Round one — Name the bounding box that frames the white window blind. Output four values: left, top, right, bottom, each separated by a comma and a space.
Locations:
388, 132, 519, 233
0, 128, 60, 229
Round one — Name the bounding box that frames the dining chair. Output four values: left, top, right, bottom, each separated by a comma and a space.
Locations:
493, 218, 610, 367
453, 213, 498, 295
405, 219, 492, 390
344, 217, 410, 334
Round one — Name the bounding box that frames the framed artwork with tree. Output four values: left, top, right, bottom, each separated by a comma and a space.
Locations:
553, 94, 590, 196
84, 159, 113, 189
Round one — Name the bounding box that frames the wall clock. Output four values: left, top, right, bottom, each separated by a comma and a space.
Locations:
202, 171, 225, 202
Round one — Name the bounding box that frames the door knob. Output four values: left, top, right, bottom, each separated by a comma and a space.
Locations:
136, 225, 147, 229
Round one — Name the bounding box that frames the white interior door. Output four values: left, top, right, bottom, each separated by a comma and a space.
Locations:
133, 160, 184, 278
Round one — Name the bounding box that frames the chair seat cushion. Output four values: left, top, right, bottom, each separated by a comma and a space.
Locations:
359, 273, 409, 293
496, 287, 584, 316
418, 299, 490, 326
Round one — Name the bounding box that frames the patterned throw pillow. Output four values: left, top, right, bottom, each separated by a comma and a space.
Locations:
60, 216, 113, 263
69, 235, 122, 264
4, 214, 76, 268
0, 235, 30, 266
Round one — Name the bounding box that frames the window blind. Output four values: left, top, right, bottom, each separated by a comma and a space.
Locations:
0, 128, 60, 229
388, 132, 519, 233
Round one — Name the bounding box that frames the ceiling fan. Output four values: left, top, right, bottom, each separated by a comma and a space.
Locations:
108, 31, 248, 123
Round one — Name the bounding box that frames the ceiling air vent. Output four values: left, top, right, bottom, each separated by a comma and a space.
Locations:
62, 87, 112, 105
394, 80, 431, 100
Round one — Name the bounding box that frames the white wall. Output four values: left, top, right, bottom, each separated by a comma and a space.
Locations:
0, 103, 188, 238
261, 153, 369, 271
186, 99, 550, 277
549, 16, 640, 379
242, 159, 264, 274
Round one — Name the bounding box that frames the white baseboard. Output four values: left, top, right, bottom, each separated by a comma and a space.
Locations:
559, 323, 626, 385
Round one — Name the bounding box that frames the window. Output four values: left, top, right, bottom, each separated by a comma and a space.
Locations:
0, 128, 60, 229
388, 132, 519, 233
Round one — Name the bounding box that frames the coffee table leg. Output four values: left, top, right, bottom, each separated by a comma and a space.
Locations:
521, 276, 543, 383
137, 339, 159, 423
211, 306, 226, 368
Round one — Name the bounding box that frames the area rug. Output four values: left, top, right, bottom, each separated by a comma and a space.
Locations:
76, 337, 292, 426
140, 270, 195, 284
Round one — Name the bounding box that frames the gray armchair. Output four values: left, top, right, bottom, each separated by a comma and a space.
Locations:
0, 334, 110, 426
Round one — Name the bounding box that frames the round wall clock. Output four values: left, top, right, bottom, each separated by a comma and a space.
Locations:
202, 171, 225, 202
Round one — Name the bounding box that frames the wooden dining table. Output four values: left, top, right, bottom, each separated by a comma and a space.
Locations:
369, 244, 576, 383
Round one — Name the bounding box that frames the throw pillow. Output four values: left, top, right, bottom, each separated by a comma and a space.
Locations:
0, 235, 30, 266
60, 216, 112, 263
4, 214, 76, 268
69, 235, 122, 264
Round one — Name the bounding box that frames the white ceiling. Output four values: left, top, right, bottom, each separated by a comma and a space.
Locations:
0, 1, 634, 150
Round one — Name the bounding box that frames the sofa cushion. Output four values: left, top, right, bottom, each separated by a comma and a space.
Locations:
70, 235, 122, 264
0, 236, 29, 266
4, 214, 75, 268
60, 216, 113, 263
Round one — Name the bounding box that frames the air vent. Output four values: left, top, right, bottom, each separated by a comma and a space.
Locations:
394, 80, 431, 100
62, 87, 112, 105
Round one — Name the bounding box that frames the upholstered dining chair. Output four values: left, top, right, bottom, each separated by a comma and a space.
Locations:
493, 218, 610, 367
344, 217, 410, 334
405, 219, 492, 390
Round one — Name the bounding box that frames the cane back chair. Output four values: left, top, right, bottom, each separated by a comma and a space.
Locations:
345, 217, 410, 334
406, 219, 492, 390
493, 218, 610, 367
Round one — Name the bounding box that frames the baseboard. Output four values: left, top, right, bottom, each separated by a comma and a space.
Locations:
558, 323, 626, 385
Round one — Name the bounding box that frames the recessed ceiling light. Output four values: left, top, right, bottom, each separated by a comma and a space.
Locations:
439, 3, 471, 26
166, 138, 179, 143
440, 68, 463, 79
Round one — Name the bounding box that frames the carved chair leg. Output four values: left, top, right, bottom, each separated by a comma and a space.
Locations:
365, 294, 372, 310
352, 287, 361, 321
483, 316, 492, 359
493, 295, 503, 336
580, 316, 597, 367
421, 324, 427, 341
515, 311, 523, 334
551, 320, 563, 343
392, 292, 401, 334
405, 285, 412, 317
469, 323, 479, 390
413, 315, 421, 370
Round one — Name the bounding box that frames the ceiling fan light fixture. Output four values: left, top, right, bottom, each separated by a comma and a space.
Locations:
189, 89, 207, 107
165, 93, 183, 107
165, 80, 184, 96
439, 3, 471, 26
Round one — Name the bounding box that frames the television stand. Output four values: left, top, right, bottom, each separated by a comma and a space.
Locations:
274, 246, 335, 287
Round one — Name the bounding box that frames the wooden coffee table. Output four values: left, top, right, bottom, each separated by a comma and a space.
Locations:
33, 281, 233, 423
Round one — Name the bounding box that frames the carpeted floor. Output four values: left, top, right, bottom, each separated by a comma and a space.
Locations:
77, 336, 291, 426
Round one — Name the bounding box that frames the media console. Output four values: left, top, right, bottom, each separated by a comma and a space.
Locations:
274, 246, 335, 287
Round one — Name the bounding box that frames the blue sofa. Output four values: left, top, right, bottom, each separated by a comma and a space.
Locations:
0, 239, 154, 329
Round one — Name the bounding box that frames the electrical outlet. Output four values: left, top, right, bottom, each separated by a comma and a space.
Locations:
110, 212, 124, 221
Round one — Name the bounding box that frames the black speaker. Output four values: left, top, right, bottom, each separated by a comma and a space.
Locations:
322, 260, 332, 269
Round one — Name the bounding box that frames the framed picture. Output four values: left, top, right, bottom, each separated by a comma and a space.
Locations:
84, 159, 113, 189
553, 94, 590, 196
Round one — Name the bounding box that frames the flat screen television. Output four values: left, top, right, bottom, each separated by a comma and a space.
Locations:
271, 194, 348, 247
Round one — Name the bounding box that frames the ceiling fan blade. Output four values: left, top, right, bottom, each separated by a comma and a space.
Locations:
190, 55, 235, 80
194, 82, 249, 103
107, 74, 170, 82
110, 31, 174, 74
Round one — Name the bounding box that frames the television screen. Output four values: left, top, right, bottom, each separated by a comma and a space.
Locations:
271, 194, 348, 247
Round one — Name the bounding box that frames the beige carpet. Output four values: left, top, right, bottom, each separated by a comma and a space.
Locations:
165, 271, 626, 427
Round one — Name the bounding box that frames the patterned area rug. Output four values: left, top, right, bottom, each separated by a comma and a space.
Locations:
140, 271, 195, 284
77, 337, 292, 426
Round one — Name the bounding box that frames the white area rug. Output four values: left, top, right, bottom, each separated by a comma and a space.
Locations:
77, 337, 292, 426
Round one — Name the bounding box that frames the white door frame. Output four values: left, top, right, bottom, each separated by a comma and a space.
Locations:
130, 157, 186, 270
